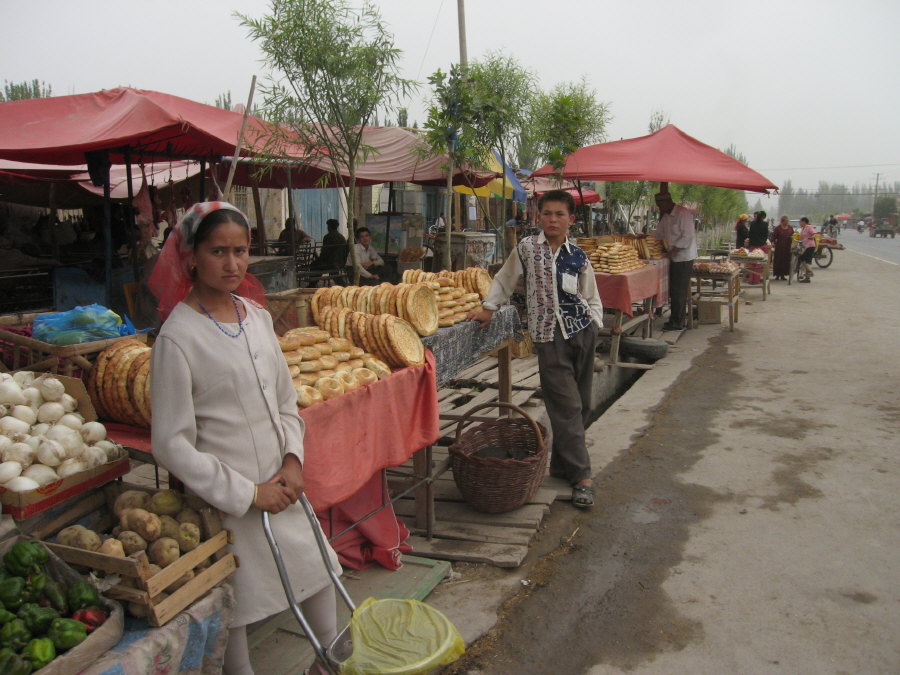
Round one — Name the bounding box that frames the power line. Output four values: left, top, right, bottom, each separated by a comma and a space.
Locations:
416, 0, 446, 82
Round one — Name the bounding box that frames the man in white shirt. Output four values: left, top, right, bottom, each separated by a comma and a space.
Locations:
651, 191, 698, 331
348, 227, 386, 284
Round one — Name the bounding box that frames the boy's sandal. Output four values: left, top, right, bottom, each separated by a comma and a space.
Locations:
572, 484, 594, 508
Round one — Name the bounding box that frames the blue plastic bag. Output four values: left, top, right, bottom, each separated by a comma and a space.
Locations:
32, 304, 138, 346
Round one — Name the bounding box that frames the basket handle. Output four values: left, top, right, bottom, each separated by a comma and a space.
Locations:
453, 401, 544, 452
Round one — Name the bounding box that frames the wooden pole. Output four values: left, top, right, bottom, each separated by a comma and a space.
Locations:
224, 75, 257, 199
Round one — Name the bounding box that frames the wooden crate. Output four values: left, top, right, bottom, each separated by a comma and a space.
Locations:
43, 483, 237, 627
265, 288, 316, 335
0, 311, 148, 379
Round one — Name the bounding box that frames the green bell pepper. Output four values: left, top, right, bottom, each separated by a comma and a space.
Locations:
0, 618, 32, 651
47, 618, 87, 651
0, 647, 32, 675
0, 577, 26, 611
17, 603, 59, 635
66, 580, 99, 612
3, 541, 48, 578
22, 574, 46, 603
40, 579, 68, 615
21, 637, 55, 671
0, 607, 16, 625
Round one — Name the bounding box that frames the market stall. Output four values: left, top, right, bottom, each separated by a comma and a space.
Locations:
729, 247, 772, 300
691, 260, 741, 331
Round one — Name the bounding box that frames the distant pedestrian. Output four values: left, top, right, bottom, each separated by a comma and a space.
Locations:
769, 216, 794, 280
798, 217, 817, 282
734, 213, 750, 249
746, 211, 770, 283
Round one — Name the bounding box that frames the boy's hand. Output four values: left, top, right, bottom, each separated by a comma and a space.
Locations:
467, 308, 495, 329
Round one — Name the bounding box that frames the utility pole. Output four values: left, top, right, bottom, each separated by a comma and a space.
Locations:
873, 172, 880, 216
443, 0, 468, 271
457, 0, 468, 66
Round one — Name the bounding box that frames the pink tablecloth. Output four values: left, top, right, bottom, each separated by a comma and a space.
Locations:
594, 264, 663, 316
642, 257, 670, 305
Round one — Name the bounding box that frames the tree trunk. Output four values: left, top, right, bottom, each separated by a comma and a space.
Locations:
348, 167, 359, 285
444, 152, 454, 271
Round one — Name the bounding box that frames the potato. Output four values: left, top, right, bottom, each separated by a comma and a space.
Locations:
165, 569, 195, 592
97, 537, 125, 557
176, 508, 202, 529
176, 522, 201, 552
121, 508, 162, 542
117, 530, 148, 555
149, 537, 180, 567
113, 490, 151, 518
158, 515, 180, 540
147, 490, 184, 517
127, 601, 149, 618
57, 524, 87, 547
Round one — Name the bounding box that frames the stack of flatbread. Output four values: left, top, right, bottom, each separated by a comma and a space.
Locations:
314, 305, 425, 370
87, 338, 152, 427
401, 267, 492, 300
576, 237, 599, 254
609, 234, 666, 259
311, 283, 439, 337
278, 326, 390, 409
589, 243, 645, 274
432, 279, 481, 327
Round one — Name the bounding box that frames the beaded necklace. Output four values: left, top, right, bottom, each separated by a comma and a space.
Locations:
197, 293, 244, 338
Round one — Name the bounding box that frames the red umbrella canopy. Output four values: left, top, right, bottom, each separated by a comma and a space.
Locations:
535, 187, 601, 205
531, 124, 778, 194
0, 87, 286, 165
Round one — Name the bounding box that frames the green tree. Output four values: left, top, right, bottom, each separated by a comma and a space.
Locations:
422, 64, 494, 269
1, 79, 52, 101
526, 79, 611, 227
468, 52, 536, 254
239, 0, 414, 282
214, 91, 233, 110
874, 195, 897, 220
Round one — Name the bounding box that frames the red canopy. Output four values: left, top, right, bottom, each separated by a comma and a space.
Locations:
535, 187, 601, 205
0, 87, 285, 165
531, 124, 778, 194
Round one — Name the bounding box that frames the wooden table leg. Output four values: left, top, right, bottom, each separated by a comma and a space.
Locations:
642, 298, 653, 338
727, 276, 736, 331
497, 340, 512, 411
609, 310, 624, 364
412, 445, 435, 539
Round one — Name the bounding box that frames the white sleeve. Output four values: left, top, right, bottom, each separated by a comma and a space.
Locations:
482, 252, 523, 311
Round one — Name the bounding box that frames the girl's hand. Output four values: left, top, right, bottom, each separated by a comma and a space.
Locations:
254, 477, 294, 514
274, 454, 305, 502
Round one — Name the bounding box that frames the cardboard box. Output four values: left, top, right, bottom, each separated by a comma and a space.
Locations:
698, 300, 725, 325
0, 373, 130, 519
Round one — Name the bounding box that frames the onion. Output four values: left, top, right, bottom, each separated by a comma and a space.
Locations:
25, 435, 42, 452
59, 393, 78, 413
36, 438, 67, 467
23, 464, 59, 487
57, 458, 87, 478
12, 371, 36, 387
37, 376, 65, 402
0, 404, 8, 418
37, 402, 65, 424
2, 442, 34, 468
81, 421, 107, 444
21, 387, 43, 409
0, 380, 26, 406
81, 445, 107, 469
93, 440, 121, 462
44, 425, 83, 458
30, 423, 50, 437
0, 436, 10, 454
11, 405, 37, 426
0, 461, 23, 483
0, 415, 31, 437
4, 476, 40, 492
57, 413, 84, 431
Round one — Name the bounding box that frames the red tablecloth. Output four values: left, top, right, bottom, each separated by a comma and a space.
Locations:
595, 264, 662, 316
642, 257, 670, 305
106, 352, 440, 571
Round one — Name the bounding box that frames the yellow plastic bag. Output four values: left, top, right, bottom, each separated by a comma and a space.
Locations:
339, 597, 465, 675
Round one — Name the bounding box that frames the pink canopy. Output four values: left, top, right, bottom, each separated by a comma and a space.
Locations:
535, 187, 601, 205
531, 124, 778, 194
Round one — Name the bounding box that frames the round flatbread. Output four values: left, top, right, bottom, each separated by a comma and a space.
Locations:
295, 384, 323, 408
405, 284, 439, 337
278, 334, 302, 352
363, 357, 392, 380
297, 372, 319, 386
384, 316, 425, 367
128, 350, 153, 428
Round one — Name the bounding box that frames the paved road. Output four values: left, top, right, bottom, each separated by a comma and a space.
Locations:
838, 228, 900, 266
446, 248, 900, 674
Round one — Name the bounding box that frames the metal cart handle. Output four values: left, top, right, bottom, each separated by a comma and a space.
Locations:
261, 495, 356, 673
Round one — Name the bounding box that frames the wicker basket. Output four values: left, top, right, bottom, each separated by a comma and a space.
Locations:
449, 402, 548, 514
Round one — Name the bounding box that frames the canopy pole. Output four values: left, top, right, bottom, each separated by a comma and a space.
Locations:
286, 167, 297, 265
385, 182, 394, 257
124, 149, 140, 296
224, 75, 257, 199
250, 175, 266, 256
199, 159, 206, 203
102, 175, 113, 308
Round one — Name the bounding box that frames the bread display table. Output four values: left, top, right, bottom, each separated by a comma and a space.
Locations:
730, 250, 772, 300
594, 263, 664, 367
691, 269, 741, 331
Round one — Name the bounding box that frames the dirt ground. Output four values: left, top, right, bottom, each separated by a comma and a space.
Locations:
439, 246, 900, 674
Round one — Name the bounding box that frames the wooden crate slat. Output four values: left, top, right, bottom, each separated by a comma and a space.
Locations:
150, 553, 238, 626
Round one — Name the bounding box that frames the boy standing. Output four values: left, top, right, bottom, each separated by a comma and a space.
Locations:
468, 190, 603, 508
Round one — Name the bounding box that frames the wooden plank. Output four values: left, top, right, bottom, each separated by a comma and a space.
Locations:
400, 520, 537, 546
393, 500, 547, 530
451, 357, 498, 381
150, 553, 237, 626
406, 536, 528, 568
409, 481, 556, 508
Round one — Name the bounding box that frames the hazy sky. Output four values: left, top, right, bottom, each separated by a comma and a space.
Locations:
3, 0, 898, 205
